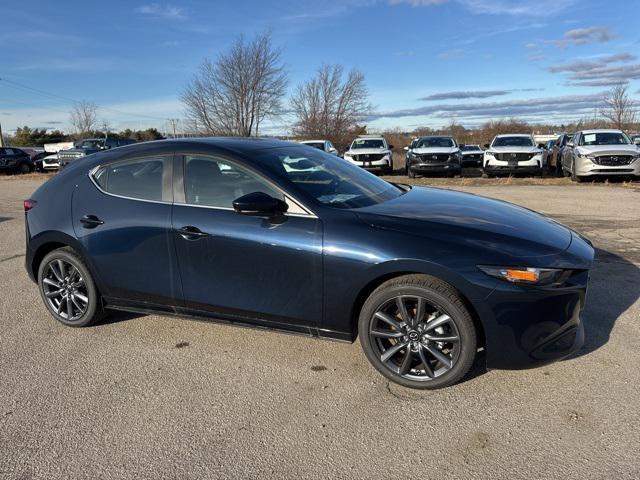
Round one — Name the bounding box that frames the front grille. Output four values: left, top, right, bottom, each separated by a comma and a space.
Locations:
419, 154, 449, 163
494, 152, 535, 162
464, 154, 482, 160
58, 151, 83, 160
593, 155, 634, 166
353, 153, 384, 162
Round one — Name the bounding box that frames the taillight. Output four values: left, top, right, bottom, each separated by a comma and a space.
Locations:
23, 199, 36, 211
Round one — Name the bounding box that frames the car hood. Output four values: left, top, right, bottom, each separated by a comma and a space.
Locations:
411, 147, 458, 155
490, 146, 540, 153
356, 186, 573, 258
346, 148, 390, 155
576, 145, 639, 155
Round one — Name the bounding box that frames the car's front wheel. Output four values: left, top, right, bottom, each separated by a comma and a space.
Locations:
359, 274, 477, 389
37, 247, 104, 327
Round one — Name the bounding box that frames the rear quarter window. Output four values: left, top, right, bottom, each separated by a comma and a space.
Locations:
92, 156, 171, 202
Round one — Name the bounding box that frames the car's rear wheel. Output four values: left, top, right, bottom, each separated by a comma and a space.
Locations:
407, 165, 416, 178
359, 274, 477, 389
19, 162, 32, 174
37, 247, 104, 327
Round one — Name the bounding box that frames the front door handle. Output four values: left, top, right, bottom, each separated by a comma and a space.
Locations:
80, 215, 104, 228
175, 226, 209, 240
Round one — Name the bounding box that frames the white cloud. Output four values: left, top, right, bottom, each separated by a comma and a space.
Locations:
389, 0, 576, 16
135, 3, 185, 19
552, 26, 615, 48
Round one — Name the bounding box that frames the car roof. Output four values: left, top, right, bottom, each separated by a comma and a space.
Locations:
579, 129, 624, 134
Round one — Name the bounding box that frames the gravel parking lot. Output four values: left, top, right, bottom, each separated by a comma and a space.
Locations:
1, 176, 639, 479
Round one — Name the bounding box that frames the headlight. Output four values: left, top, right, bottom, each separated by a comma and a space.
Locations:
486, 151, 496, 157
343, 154, 353, 160
478, 266, 570, 286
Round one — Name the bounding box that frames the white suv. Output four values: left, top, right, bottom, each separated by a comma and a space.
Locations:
483, 134, 543, 177
299, 139, 339, 155
562, 129, 640, 182
343, 136, 393, 174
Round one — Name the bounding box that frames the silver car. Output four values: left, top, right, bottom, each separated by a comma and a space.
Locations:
562, 129, 640, 182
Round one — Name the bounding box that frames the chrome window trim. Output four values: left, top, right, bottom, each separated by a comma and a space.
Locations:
88, 159, 318, 219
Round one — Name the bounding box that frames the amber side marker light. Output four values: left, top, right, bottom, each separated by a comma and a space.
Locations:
503, 268, 539, 283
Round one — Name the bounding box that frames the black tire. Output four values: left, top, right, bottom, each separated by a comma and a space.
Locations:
358, 274, 477, 390
37, 247, 104, 327
19, 162, 32, 174
570, 160, 583, 183
407, 166, 416, 178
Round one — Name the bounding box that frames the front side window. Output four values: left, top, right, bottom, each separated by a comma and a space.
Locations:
579, 132, 630, 146
254, 146, 404, 209
492, 136, 534, 147
93, 156, 170, 202
183, 155, 283, 208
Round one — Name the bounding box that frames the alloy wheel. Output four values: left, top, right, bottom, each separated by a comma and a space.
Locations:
369, 295, 461, 381
41, 258, 90, 322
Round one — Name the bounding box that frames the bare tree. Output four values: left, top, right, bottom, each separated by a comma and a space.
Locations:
182, 32, 287, 136
69, 101, 98, 136
601, 85, 637, 129
290, 65, 371, 147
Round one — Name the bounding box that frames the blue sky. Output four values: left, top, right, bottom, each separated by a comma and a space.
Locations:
1, 0, 638, 135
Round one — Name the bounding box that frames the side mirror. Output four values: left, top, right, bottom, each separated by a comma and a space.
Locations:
403, 146, 409, 151
101, 145, 111, 150
232, 192, 288, 216
567, 142, 575, 148
328, 147, 337, 153
484, 143, 490, 149
537, 143, 545, 149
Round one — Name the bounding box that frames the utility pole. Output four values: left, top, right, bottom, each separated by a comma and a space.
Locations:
168, 118, 179, 139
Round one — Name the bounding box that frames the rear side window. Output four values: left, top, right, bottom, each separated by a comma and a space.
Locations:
93, 156, 171, 202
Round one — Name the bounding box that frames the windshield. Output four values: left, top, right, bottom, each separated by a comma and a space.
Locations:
302, 142, 325, 150
351, 139, 385, 150
254, 146, 403, 209
416, 137, 455, 148
579, 132, 630, 146
460, 145, 480, 151
492, 136, 534, 147
79, 140, 104, 149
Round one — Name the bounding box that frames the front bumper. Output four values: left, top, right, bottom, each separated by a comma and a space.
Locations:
461, 157, 482, 167
409, 162, 461, 175
475, 232, 593, 369
574, 157, 640, 177
484, 158, 543, 175
347, 157, 392, 172
0, 163, 19, 172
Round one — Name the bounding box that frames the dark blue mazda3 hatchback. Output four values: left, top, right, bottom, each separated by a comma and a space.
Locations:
25, 138, 594, 389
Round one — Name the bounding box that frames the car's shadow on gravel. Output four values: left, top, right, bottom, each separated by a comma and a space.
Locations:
569, 248, 640, 360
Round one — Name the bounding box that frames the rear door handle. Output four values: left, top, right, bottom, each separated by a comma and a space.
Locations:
80, 215, 104, 228
175, 226, 209, 240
